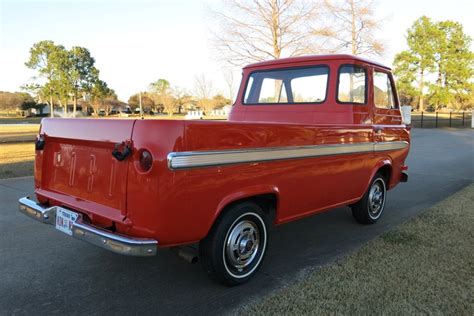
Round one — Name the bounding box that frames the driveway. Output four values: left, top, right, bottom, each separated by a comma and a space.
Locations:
0, 128, 473, 314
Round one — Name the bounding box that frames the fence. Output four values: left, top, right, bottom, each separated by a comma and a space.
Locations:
185, 109, 230, 120
410, 111, 472, 128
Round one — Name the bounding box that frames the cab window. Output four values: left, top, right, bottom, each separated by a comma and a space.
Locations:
243, 66, 329, 105
337, 65, 367, 104
374, 71, 396, 109
258, 78, 288, 103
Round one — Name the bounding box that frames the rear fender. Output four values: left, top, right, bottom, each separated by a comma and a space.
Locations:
365, 159, 392, 193
213, 184, 280, 226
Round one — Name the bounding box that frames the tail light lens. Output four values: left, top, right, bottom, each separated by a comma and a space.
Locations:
139, 150, 153, 172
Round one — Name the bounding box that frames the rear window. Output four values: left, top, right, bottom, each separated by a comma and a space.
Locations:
243, 66, 329, 105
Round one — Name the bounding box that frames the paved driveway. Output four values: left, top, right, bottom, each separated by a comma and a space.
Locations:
0, 128, 472, 314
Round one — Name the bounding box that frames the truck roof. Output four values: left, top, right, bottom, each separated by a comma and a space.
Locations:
244, 54, 391, 70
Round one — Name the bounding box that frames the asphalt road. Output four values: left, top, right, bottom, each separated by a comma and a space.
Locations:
1, 128, 473, 315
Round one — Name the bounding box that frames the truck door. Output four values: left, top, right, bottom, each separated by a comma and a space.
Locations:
372, 69, 402, 142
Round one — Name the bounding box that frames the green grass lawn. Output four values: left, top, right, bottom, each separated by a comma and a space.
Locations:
242, 184, 474, 315
0, 125, 37, 178
0, 124, 39, 143
0, 116, 44, 124
0, 142, 35, 179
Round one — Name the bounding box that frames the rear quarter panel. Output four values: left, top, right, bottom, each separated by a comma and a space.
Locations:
128, 119, 374, 246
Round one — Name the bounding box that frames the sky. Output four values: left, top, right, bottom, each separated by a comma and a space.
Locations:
0, 0, 473, 101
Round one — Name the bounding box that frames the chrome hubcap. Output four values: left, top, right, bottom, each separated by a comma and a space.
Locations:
225, 220, 260, 270
368, 179, 385, 216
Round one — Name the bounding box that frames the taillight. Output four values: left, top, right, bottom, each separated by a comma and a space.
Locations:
139, 150, 153, 172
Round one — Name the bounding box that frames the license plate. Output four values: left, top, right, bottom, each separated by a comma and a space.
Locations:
55, 208, 79, 236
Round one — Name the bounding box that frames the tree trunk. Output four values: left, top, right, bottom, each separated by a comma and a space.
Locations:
57, 98, 66, 115
73, 95, 77, 117
49, 95, 54, 118
436, 63, 442, 109
274, 80, 283, 102
351, 0, 357, 55
419, 70, 424, 112
268, 0, 283, 99
349, 73, 354, 102
271, 0, 281, 59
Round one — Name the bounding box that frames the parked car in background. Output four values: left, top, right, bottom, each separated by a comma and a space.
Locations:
19, 54, 410, 286
134, 108, 142, 115
109, 108, 120, 115
122, 107, 132, 114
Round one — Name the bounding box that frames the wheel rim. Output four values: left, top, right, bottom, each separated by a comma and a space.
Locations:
226, 220, 260, 269
223, 212, 267, 279
368, 178, 386, 219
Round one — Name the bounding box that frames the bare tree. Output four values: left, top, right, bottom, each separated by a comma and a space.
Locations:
324, 0, 384, 56
161, 94, 177, 116
223, 69, 237, 103
173, 87, 192, 113
210, 0, 333, 66
194, 74, 216, 114
194, 74, 214, 100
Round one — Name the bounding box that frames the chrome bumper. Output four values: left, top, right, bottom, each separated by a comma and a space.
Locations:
18, 197, 158, 256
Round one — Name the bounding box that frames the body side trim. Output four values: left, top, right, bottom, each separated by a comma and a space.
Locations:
168, 141, 408, 170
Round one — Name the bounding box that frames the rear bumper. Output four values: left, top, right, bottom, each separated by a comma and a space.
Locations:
18, 197, 158, 256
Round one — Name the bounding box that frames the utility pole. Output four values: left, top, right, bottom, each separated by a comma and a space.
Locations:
139, 91, 144, 119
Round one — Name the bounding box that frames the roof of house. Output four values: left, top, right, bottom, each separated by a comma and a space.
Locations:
243, 54, 390, 70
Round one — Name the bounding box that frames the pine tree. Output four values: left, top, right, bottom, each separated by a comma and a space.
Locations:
393, 17, 473, 111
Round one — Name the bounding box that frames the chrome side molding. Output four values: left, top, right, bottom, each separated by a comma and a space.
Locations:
374, 141, 408, 152
18, 197, 158, 256
167, 141, 409, 170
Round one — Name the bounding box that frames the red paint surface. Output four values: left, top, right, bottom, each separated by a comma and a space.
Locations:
35, 55, 410, 246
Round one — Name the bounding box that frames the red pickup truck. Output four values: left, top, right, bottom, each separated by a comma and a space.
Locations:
19, 54, 410, 285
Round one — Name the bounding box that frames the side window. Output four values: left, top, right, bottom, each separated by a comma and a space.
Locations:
374, 71, 396, 109
243, 66, 329, 104
337, 65, 367, 104
243, 76, 254, 102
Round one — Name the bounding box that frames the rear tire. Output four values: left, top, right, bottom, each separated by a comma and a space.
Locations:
352, 173, 387, 224
199, 201, 269, 286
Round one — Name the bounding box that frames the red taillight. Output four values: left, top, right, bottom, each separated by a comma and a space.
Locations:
139, 150, 153, 172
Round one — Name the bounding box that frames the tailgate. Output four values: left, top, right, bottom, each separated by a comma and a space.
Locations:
38, 118, 136, 220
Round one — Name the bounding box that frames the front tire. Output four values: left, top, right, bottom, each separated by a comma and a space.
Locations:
352, 173, 387, 224
199, 201, 269, 286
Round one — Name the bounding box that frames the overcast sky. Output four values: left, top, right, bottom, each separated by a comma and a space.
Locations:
1, 0, 473, 101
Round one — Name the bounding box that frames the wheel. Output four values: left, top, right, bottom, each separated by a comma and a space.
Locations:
352, 173, 387, 224
199, 201, 270, 286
